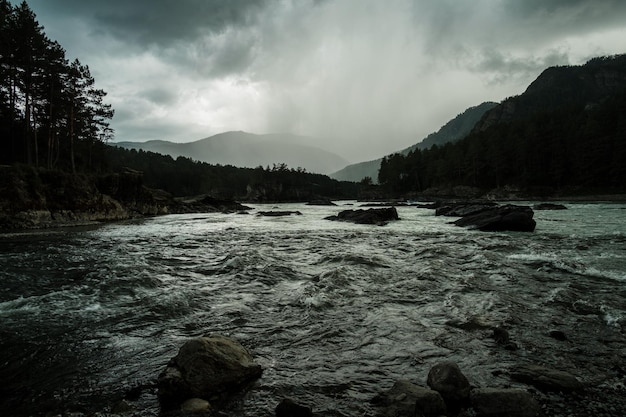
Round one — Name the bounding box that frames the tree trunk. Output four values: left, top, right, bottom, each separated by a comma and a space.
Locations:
69, 105, 75, 174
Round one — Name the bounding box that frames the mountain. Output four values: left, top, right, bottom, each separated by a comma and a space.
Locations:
473, 55, 626, 132
114, 131, 350, 175
378, 54, 626, 196
330, 102, 497, 183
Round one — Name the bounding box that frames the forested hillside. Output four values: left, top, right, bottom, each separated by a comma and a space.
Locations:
379, 55, 626, 196
331, 102, 497, 183
103, 145, 359, 200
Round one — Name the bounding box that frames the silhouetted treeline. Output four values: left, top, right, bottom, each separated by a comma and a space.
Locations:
379, 55, 626, 196
0, 0, 113, 172
104, 145, 360, 200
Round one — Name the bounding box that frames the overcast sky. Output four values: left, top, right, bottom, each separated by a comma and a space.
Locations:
17, 0, 626, 162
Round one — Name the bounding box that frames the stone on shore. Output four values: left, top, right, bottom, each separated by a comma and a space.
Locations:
470, 388, 539, 417
510, 364, 583, 393
157, 335, 263, 406
371, 380, 446, 417
426, 362, 471, 407
324, 207, 399, 225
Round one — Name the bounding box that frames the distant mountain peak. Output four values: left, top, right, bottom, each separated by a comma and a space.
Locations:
114, 131, 350, 175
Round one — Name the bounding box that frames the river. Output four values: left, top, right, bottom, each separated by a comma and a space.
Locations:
1, 202, 625, 416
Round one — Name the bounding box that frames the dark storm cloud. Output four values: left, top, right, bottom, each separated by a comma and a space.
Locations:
140, 88, 178, 106
32, 0, 269, 46
501, 0, 626, 38
506, 0, 626, 19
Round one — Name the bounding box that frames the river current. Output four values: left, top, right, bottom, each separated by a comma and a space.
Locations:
1, 202, 625, 416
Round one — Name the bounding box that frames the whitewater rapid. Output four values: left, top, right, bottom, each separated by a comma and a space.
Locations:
1, 202, 624, 416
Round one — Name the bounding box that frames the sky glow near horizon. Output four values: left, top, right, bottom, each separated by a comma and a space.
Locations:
16, 0, 626, 162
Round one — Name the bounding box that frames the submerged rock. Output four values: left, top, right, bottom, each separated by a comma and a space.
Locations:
324, 207, 399, 225
306, 199, 336, 206
371, 380, 446, 417
181, 398, 212, 414
510, 364, 583, 393
534, 203, 567, 210
175, 195, 252, 214
470, 388, 539, 417
275, 398, 313, 417
426, 362, 471, 407
257, 210, 302, 216
157, 335, 263, 407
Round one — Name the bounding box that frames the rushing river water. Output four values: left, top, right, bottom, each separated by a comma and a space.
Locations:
1, 202, 625, 416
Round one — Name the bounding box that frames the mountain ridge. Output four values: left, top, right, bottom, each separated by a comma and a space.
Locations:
115, 131, 350, 175
330, 101, 497, 183
378, 53, 626, 196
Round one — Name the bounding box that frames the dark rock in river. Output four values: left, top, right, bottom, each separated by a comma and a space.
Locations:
176, 195, 252, 213
492, 327, 510, 344
371, 380, 446, 417
470, 388, 539, 417
180, 398, 212, 414
453, 204, 536, 232
157, 335, 263, 406
257, 210, 303, 216
510, 364, 583, 393
435, 201, 498, 217
548, 330, 568, 341
306, 199, 336, 206
426, 361, 471, 407
433, 201, 536, 232
324, 207, 399, 225
275, 398, 313, 417
534, 202, 567, 210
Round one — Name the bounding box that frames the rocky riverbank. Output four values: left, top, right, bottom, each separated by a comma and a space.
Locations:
56, 334, 626, 417
0, 166, 249, 230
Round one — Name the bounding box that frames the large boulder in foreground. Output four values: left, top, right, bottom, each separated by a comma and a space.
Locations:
470, 388, 539, 417
510, 364, 583, 393
157, 335, 263, 406
452, 204, 536, 232
371, 380, 446, 417
324, 207, 399, 225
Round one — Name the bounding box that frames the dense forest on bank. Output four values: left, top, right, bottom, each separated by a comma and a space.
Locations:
379, 55, 626, 197
0, 0, 113, 173
103, 145, 360, 200
0, 1, 360, 203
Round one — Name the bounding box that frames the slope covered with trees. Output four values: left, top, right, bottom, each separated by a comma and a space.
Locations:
331, 102, 497, 183
379, 55, 626, 197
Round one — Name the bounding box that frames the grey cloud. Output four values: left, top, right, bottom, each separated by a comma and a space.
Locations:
503, 0, 626, 34
28, 0, 269, 46
466, 49, 571, 84
140, 88, 178, 106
